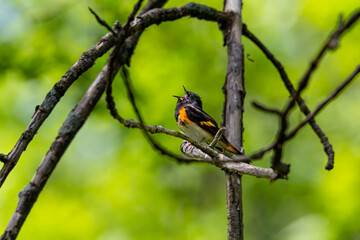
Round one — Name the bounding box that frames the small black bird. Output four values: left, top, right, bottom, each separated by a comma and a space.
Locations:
174, 86, 242, 155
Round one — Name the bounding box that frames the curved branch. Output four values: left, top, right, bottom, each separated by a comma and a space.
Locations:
0, 1, 231, 188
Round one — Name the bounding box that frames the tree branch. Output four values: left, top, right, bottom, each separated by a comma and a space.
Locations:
252, 101, 282, 116
0, 1, 231, 189
181, 141, 276, 179
130, 2, 230, 31
88, 7, 116, 35
222, 0, 245, 239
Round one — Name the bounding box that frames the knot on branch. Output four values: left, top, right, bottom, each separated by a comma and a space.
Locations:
0, 154, 7, 164
271, 162, 290, 181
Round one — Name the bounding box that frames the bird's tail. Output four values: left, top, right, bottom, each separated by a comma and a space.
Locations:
219, 136, 243, 155
225, 142, 243, 155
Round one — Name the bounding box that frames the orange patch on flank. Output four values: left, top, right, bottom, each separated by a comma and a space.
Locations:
179, 107, 190, 123
200, 121, 215, 127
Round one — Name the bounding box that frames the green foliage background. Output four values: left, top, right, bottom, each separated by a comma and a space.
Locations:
0, 0, 359, 239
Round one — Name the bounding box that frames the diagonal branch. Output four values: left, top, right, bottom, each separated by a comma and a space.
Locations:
252, 101, 282, 116
0, 28, 118, 188
0, 0, 169, 238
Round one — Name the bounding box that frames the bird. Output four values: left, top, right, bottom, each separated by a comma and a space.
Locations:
174, 86, 243, 155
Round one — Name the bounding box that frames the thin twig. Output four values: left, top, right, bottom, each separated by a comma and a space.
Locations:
88, 7, 116, 35
128, 0, 144, 23
122, 0, 144, 34
297, 11, 360, 93
286, 65, 360, 144
209, 127, 226, 148
252, 101, 282, 116
120, 66, 191, 162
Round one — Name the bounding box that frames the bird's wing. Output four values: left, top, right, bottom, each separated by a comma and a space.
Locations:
184, 105, 219, 136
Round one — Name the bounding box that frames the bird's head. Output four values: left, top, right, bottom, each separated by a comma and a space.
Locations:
173, 86, 202, 109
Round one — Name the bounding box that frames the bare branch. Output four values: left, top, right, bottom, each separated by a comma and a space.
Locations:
242, 24, 335, 173
88, 7, 116, 35
286, 65, 360, 153
181, 141, 277, 179
130, 2, 230, 32
297, 10, 360, 93
128, 0, 144, 24
252, 101, 282, 116
1, 61, 110, 240
0, 29, 118, 188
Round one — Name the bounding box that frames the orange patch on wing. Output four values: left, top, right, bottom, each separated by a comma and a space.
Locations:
200, 121, 215, 127
179, 107, 190, 123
